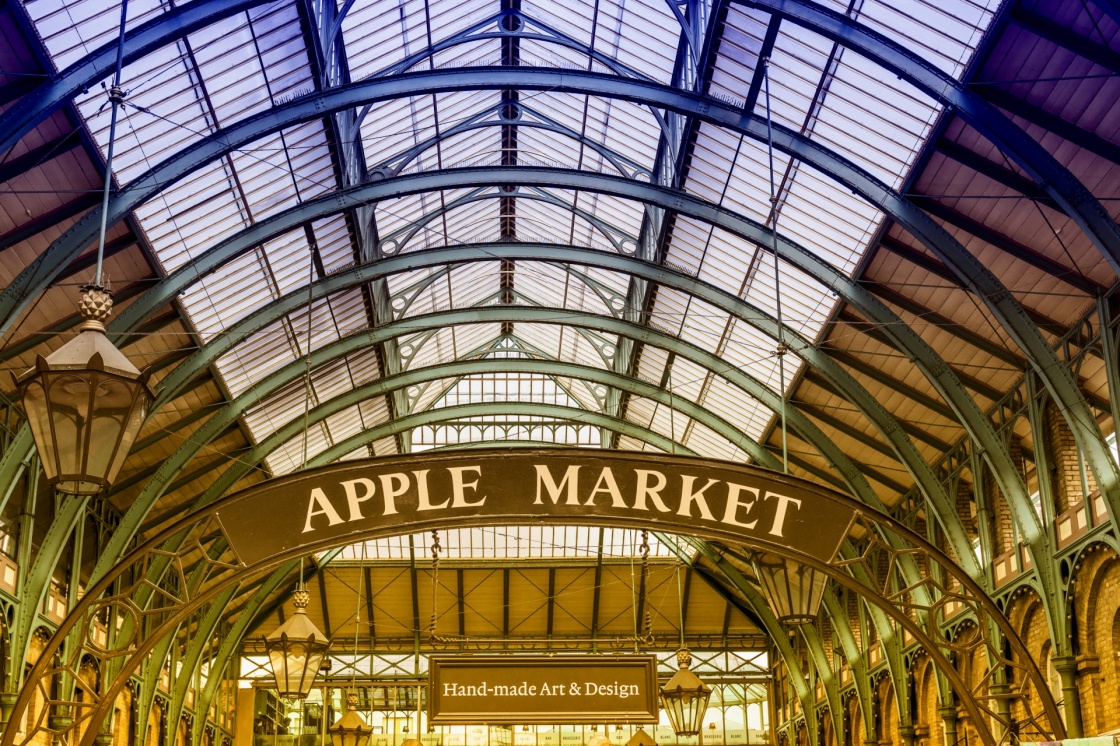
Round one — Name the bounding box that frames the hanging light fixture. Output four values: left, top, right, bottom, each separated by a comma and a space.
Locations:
15, 287, 153, 495
330, 691, 373, 746
331, 545, 372, 746
401, 685, 424, 746
751, 552, 826, 626
265, 578, 330, 699
14, 0, 152, 496
588, 724, 612, 746
625, 728, 656, 746
659, 650, 712, 737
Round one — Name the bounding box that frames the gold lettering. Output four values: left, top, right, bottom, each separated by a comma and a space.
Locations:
722, 482, 760, 529
534, 464, 581, 505
633, 469, 671, 512
341, 478, 377, 521
587, 467, 626, 507
302, 487, 344, 532
678, 475, 718, 521
766, 492, 802, 536
377, 473, 409, 515
416, 468, 446, 510
449, 465, 486, 507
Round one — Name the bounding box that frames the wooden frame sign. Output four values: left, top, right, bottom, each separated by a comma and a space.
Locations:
429, 655, 659, 724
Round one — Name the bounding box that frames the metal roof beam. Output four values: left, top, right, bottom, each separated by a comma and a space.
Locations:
932, 138, 1056, 208
858, 282, 1024, 369
977, 85, 1120, 169
833, 309, 1010, 406
0, 70, 1088, 554
911, 194, 1104, 300
736, 0, 1120, 278
1008, 6, 1120, 77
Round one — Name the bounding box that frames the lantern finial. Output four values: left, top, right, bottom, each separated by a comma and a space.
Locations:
77, 285, 113, 330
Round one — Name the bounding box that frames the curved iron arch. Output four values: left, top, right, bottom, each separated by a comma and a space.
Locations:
0, 449, 1064, 746
0, 68, 1093, 555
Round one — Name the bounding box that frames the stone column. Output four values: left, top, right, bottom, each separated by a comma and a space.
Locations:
939, 706, 958, 746
1051, 655, 1083, 738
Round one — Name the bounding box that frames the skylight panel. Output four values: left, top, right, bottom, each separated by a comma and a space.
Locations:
556, 326, 617, 371
762, 26, 835, 131
707, 6, 768, 103
73, 46, 210, 184
26, 0, 167, 70
447, 262, 501, 308
337, 526, 679, 561
243, 379, 312, 444
597, 0, 678, 84
805, 55, 939, 187
701, 376, 770, 443
551, 376, 605, 412
585, 97, 661, 172
427, 0, 497, 50
372, 436, 398, 457
634, 345, 671, 397
441, 199, 502, 246
778, 166, 883, 275
519, 37, 591, 70
341, 0, 430, 80
857, 0, 997, 78
685, 421, 748, 464
514, 262, 572, 310
266, 422, 332, 475
648, 398, 693, 444
677, 297, 732, 356
324, 405, 371, 448
360, 96, 439, 168
314, 216, 355, 274
178, 249, 275, 342
517, 128, 582, 171
521, 0, 595, 48
516, 197, 581, 244
134, 161, 246, 273
428, 38, 501, 69
646, 286, 690, 337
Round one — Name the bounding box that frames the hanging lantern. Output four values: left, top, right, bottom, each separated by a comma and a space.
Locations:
265, 587, 330, 699
588, 731, 613, 746
330, 691, 373, 746
15, 286, 153, 495
751, 553, 827, 626
626, 728, 656, 746
659, 650, 712, 737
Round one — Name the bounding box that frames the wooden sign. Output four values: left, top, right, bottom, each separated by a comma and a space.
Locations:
428, 655, 659, 724
215, 449, 858, 567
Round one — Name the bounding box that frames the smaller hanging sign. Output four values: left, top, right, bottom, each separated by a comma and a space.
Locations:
429, 655, 659, 724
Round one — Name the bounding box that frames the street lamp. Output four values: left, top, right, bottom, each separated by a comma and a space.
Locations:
264, 586, 330, 699
15, 286, 153, 495
659, 650, 712, 737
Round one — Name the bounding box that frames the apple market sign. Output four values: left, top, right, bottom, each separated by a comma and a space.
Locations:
215, 449, 857, 566
429, 655, 659, 723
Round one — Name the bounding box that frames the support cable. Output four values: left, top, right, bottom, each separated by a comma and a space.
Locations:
763, 56, 789, 473
93, 0, 130, 288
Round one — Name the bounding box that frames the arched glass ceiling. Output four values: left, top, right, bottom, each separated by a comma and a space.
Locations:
20, 0, 1002, 469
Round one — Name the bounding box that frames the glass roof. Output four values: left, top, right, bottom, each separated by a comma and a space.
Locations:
22, 0, 1002, 490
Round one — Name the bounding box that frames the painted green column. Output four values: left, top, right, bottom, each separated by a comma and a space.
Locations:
898, 725, 915, 746
939, 706, 958, 746
1051, 655, 1082, 738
